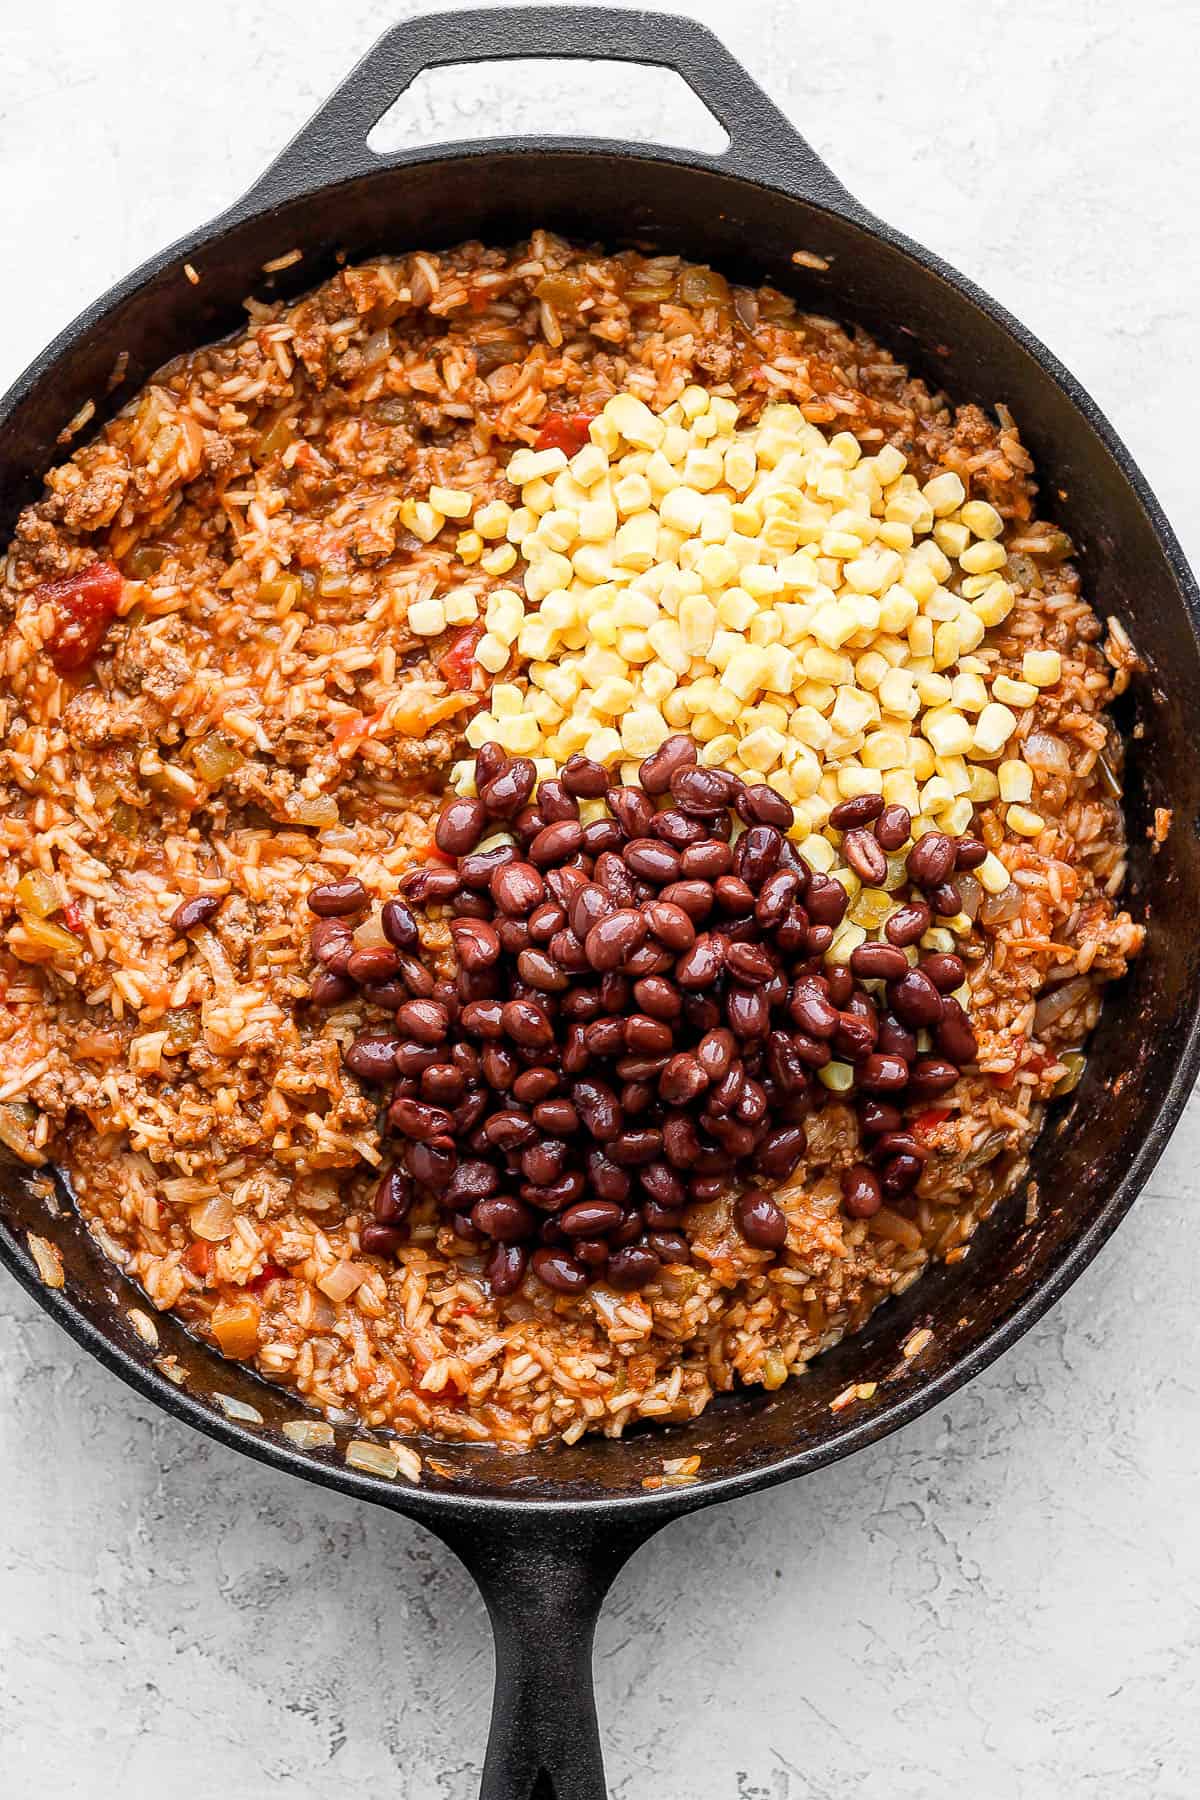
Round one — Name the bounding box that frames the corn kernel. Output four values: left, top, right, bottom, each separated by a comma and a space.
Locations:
993, 673, 1039, 708
457, 529, 484, 564
1022, 648, 1062, 687
933, 519, 970, 559
924, 708, 972, 757
960, 538, 1006, 575
474, 499, 514, 539
974, 701, 1018, 756
443, 588, 479, 625
978, 851, 1011, 894
407, 597, 445, 636
960, 499, 1004, 540
972, 579, 1015, 628
481, 543, 518, 576
474, 633, 509, 674
923, 471, 966, 516
1007, 804, 1045, 837
401, 500, 443, 543
985, 746, 1022, 799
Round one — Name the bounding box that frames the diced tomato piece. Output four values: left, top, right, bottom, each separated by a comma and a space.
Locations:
63, 900, 85, 934
534, 410, 596, 457
37, 560, 124, 671
184, 1241, 212, 1277
247, 1261, 287, 1293
913, 1107, 952, 1139
437, 623, 484, 689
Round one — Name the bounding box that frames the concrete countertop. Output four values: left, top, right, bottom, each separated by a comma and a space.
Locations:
2, 1, 1197, 1793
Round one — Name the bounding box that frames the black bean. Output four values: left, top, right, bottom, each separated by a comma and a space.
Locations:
450, 918, 501, 971
344, 1033, 403, 1083
639, 733, 697, 795
658, 879, 715, 924
651, 809, 708, 848
826, 967, 853, 1007
585, 908, 646, 972
389, 1096, 454, 1139
639, 901, 690, 952
501, 998, 554, 1048
480, 758, 536, 818
460, 998, 505, 1039
881, 1153, 924, 1195
607, 786, 655, 837
955, 837, 988, 870
548, 929, 590, 973
401, 864, 461, 903
907, 831, 957, 888
545, 865, 589, 909
472, 1196, 534, 1242
656, 1052, 707, 1106
491, 861, 544, 915
459, 843, 518, 890
788, 976, 838, 1039
533, 1097, 578, 1135
529, 820, 585, 866
573, 1078, 621, 1141
374, 1168, 413, 1223
396, 998, 449, 1044
842, 825, 888, 887
309, 917, 354, 973
406, 1136, 457, 1189
487, 1241, 528, 1296
834, 1011, 876, 1060
681, 839, 733, 880
805, 874, 849, 927
841, 1164, 882, 1218
537, 778, 580, 824
607, 1245, 661, 1290
725, 941, 774, 984
755, 1124, 807, 1178
532, 1248, 588, 1293
640, 1162, 687, 1209
675, 933, 725, 989
671, 764, 741, 814
733, 826, 783, 889
607, 1128, 663, 1167
930, 881, 962, 917
922, 952, 966, 992
517, 948, 570, 992
682, 993, 721, 1033
874, 804, 912, 853
436, 796, 486, 856
887, 968, 944, 1028
885, 900, 931, 947
483, 1111, 537, 1150
570, 883, 613, 942
445, 1160, 500, 1207
851, 941, 909, 982
755, 867, 800, 930
857, 1053, 910, 1093
582, 818, 624, 855
309, 970, 354, 1006
587, 1149, 631, 1201
696, 1027, 736, 1081
936, 997, 978, 1064
908, 1057, 960, 1097
714, 874, 755, 915
346, 944, 402, 986
584, 1016, 626, 1057
624, 1014, 673, 1054
521, 1138, 568, 1186
829, 793, 885, 829
859, 1098, 903, 1136
737, 783, 794, 829
876, 1014, 917, 1063
726, 985, 770, 1039
422, 1063, 467, 1105
625, 838, 681, 884
394, 1041, 441, 1077
560, 1200, 624, 1237
633, 975, 682, 1021
361, 1223, 406, 1257
306, 878, 367, 919
737, 1188, 788, 1249
562, 754, 610, 798
513, 1067, 558, 1104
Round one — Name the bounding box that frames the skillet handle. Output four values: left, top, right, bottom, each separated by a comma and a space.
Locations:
432, 1512, 660, 1800
230, 5, 856, 218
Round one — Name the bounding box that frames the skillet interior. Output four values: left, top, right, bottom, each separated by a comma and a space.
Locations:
2, 147, 1198, 1513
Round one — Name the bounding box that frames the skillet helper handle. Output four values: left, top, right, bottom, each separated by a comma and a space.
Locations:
434, 1515, 655, 1800
232, 5, 855, 216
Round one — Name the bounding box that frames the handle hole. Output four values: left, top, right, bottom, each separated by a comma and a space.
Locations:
367, 59, 730, 157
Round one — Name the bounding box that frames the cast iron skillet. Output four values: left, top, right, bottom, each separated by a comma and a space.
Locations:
1, 9, 1198, 1796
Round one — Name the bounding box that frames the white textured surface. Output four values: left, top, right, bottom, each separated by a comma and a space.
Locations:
2, 2, 1199, 1794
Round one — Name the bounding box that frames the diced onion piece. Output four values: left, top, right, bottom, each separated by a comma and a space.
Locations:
979, 882, 1023, 926
345, 1440, 399, 1479
282, 1419, 336, 1450
15, 871, 59, 918
214, 1393, 264, 1424
190, 1193, 234, 1241
1033, 976, 1093, 1033
317, 1261, 369, 1302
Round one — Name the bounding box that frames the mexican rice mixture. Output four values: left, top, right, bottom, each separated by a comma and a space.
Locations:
0, 234, 1143, 1450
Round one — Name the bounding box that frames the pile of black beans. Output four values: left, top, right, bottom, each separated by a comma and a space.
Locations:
304, 736, 983, 1297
